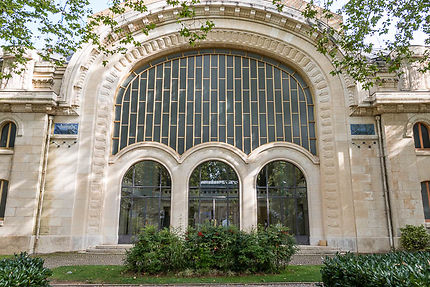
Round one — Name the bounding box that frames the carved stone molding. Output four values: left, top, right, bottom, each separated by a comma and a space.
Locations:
404, 114, 430, 138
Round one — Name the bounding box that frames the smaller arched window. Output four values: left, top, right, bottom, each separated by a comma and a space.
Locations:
0, 122, 17, 149
413, 122, 430, 149
0, 180, 9, 220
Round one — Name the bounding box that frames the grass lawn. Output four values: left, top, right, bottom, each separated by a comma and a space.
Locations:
50, 265, 322, 284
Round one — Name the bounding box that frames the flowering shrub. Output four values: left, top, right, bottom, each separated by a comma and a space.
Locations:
125, 224, 297, 274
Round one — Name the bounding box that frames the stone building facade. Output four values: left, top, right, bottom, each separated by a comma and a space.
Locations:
0, 0, 429, 254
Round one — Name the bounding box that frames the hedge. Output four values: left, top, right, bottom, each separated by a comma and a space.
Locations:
321, 252, 430, 287
124, 224, 297, 274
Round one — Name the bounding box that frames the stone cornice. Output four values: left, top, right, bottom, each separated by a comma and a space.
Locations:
370, 91, 430, 105
0, 91, 78, 115
351, 91, 430, 116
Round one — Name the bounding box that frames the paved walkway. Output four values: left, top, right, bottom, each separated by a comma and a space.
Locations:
39, 254, 327, 268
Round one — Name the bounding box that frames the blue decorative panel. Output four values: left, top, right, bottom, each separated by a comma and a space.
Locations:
351, 124, 375, 136
54, 123, 79, 135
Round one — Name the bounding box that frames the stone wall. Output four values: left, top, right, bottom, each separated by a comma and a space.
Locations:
0, 113, 47, 254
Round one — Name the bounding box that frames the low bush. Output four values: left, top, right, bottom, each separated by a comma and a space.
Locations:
0, 252, 52, 287
321, 252, 430, 287
400, 224, 430, 251
124, 226, 185, 274
125, 224, 297, 275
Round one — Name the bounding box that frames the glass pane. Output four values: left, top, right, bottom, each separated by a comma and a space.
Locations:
188, 161, 239, 227
422, 182, 430, 220
119, 161, 171, 243
257, 161, 309, 243
113, 50, 317, 157
414, 124, 422, 148
421, 124, 430, 148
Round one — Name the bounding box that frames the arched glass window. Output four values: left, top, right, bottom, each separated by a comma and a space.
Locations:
113, 49, 317, 156
413, 122, 430, 149
421, 181, 430, 221
189, 161, 239, 227
257, 161, 309, 244
0, 180, 9, 221
118, 161, 171, 243
0, 122, 16, 148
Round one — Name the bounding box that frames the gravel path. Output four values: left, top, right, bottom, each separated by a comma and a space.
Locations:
39, 254, 328, 268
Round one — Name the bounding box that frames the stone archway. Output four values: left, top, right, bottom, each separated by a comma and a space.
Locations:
63, 1, 351, 249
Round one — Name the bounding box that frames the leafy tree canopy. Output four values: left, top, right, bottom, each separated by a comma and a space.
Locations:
0, 0, 428, 89
302, 0, 429, 89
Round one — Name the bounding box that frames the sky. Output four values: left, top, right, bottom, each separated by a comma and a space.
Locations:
87, 0, 426, 48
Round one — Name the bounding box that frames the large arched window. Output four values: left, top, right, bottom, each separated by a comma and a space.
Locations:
257, 161, 309, 244
113, 49, 316, 156
0, 122, 16, 149
0, 180, 9, 221
189, 161, 239, 227
421, 181, 430, 221
118, 161, 171, 243
413, 122, 430, 149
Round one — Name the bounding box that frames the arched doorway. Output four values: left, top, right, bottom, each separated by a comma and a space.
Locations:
257, 161, 309, 244
188, 161, 239, 227
118, 161, 171, 243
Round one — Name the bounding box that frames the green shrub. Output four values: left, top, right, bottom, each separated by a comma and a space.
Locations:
124, 225, 185, 274
0, 252, 52, 287
125, 224, 297, 274
400, 224, 430, 251
184, 224, 239, 272
321, 252, 430, 287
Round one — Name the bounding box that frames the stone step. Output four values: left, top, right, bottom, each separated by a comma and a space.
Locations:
297, 245, 342, 255
85, 244, 132, 254
94, 244, 133, 250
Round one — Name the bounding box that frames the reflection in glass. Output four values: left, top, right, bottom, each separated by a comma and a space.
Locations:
189, 161, 239, 227
257, 161, 309, 244
118, 161, 171, 243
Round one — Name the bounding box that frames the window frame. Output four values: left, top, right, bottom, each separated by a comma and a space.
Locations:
188, 160, 240, 228
118, 160, 172, 244
0, 179, 9, 221
414, 122, 430, 150
0, 121, 17, 149
256, 160, 310, 244
422, 181, 430, 222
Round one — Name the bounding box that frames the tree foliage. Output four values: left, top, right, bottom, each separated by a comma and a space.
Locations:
0, 0, 428, 89
0, 0, 215, 77
302, 0, 429, 89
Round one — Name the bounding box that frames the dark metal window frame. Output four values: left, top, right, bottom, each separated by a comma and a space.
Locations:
0, 180, 9, 221
188, 161, 240, 227
118, 161, 171, 243
256, 161, 309, 244
112, 49, 317, 156
421, 181, 430, 221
